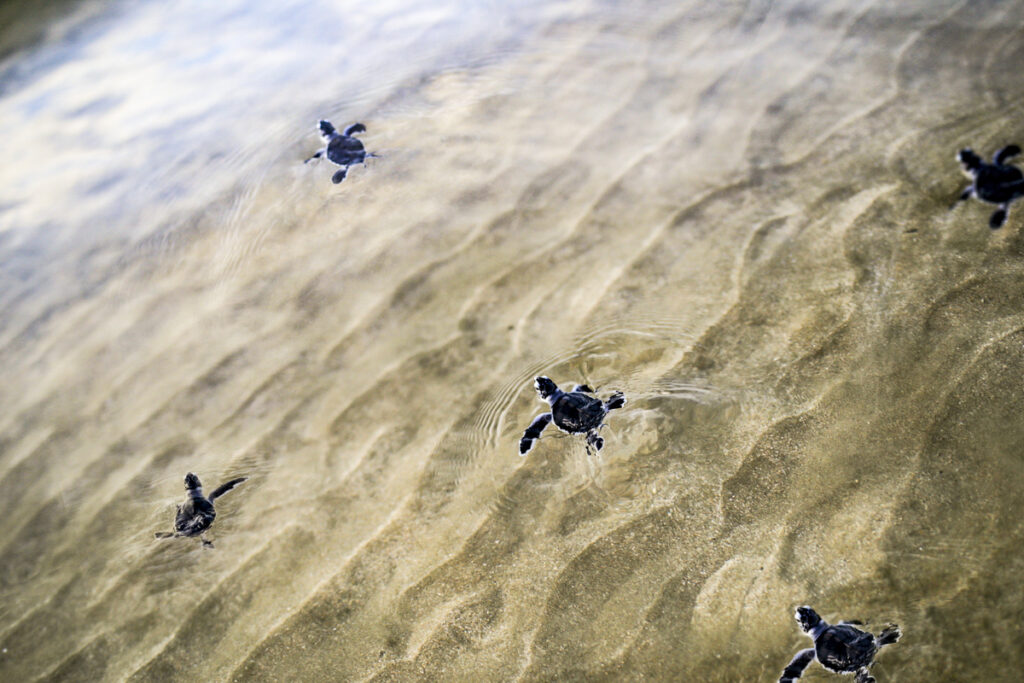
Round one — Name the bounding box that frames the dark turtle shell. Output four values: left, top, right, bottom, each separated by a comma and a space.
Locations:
175, 497, 216, 536
552, 392, 605, 433
815, 624, 876, 673
975, 163, 1024, 203
327, 136, 366, 166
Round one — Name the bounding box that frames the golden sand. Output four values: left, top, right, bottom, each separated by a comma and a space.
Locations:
2, 0, 1024, 680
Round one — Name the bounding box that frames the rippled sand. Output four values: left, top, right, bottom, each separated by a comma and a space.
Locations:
3, 0, 1024, 680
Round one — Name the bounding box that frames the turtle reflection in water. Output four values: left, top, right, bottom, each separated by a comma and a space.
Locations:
305, 120, 376, 184
155, 472, 247, 548
953, 144, 1024, 229
779, 606, 901, 683
519, 376, 626, 455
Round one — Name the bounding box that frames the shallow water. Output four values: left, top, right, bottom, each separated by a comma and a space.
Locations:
2, 0, 1024, 680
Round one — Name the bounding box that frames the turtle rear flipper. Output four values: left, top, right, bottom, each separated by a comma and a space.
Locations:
854, 669, 875, 683
179, 520, 204, 536
854, 670, 875, 683
209, 477, 247, 502
332, 168, 348, 184
990, 207, 1008, 229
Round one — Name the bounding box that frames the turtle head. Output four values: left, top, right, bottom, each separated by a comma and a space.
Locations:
318, 120, 337, 140
534, 376, 559, 400
184, 472, 202, 491
958, 148, 982, 173
795, 606, 822, 633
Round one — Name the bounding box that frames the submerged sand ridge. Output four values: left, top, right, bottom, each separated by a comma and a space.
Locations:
2, 0, 1024, 680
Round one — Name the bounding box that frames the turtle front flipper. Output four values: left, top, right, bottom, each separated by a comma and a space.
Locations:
344, 122, 367, 136
520, 413, 552, 455
779, 648, 815, 683
209, 476, 247, 502
154, 531, 176, 539
605, 391, 626, 411
332, 168, 348, 184
305, 149, 324, 163
572, 384, 594, 393
951, 186, 973, 209
994, 144, 1022, 165
876, 624, 901, 647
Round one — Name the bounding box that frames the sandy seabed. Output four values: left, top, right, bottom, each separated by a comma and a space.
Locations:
2, 0, 1024, 681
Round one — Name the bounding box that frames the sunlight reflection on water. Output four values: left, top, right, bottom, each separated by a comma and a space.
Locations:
3, 0, 1024, 681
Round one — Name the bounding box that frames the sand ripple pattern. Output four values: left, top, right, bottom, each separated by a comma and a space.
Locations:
3, 0, 1024, 681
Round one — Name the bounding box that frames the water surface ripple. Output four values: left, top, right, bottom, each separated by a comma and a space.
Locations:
2, 0, 1024, 681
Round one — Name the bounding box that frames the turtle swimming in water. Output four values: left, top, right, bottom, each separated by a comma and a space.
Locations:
779, 606, 902, 683
305, 120, 375, 184
953, 144, 1024, 228
155, 472, 247, 547
519, 376, 626, 455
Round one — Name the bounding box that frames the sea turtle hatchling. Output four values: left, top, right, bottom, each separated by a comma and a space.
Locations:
519, 376, 626, 455
155, 472, 247, 547
953, 144, 1024, 228
779, 606, 902, 683
305, 120, 375, 184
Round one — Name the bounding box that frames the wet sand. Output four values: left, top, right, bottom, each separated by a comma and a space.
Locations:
2, 0, 1024, 680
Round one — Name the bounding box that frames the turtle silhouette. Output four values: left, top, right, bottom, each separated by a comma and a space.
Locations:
953, 144, 1024, 228
519, 376, 625, 455
779, 606, 901, 683
155, 472, 246, 547
305, 120, 376, 183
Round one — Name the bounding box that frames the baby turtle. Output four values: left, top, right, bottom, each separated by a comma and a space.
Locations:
305, 120, 375, 184
779, 606, 901, 683
953, 144, 1024, 228
155, 472, 247, 547
519, 376, 626, 455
